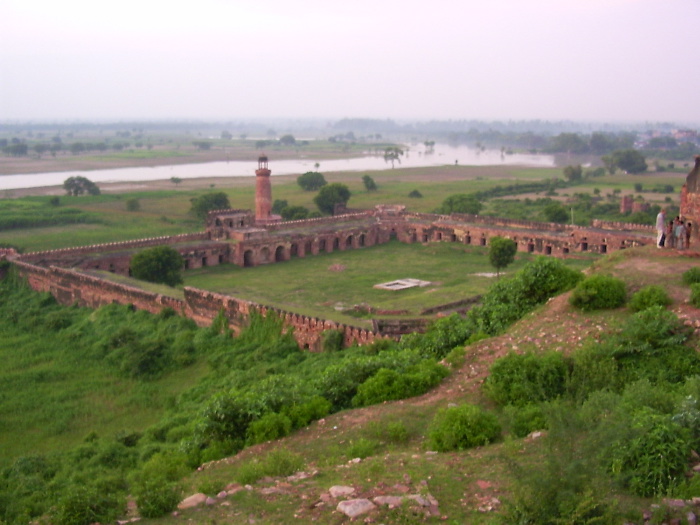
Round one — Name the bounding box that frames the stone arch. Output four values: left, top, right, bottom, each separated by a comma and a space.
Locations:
304, 241, 313, 255
436, 232, 443, 241
346, 235, 353, 248
260, 246, 270, 263
319, 238, 327, 252
359, 233, 366, 247
290, 243, 299, 257
275, 246, 285, 262
333, 237, 340, 250
243, 250, 254, 267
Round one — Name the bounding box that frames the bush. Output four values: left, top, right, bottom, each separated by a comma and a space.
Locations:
408, 189, 423, 198
235, 449, 304, 484
505, 403, 548, 438
282, 396, 331, 429
682, 267, 700, 285
569, 274, 626, 311
245, 412, 292, 445
485, 351, 569, 407
346, 438, 378, 459
321, 329, 344, 352
133, 480, 181, 519
629, 285, 671, 312
352, 360, 448, 407
608, 411, 690, 497
427, 404, 501, 452
691, 283, 700, 308
126, 198, 140, 211
53, 485, 125, 525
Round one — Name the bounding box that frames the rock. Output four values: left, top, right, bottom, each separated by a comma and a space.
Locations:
408, 494, 431, 507
373, 496, 404, 508
178, 493, 208, 509
688, 511, 697, 525
217, 491, 228, 499
336, 498, 376, 518
205, 497, 217, 506
329, 485, 356, 498
226, 482, 243, 492
663, 498, 687, 509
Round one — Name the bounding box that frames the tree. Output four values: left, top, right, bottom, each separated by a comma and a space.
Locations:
281, 205, 310, 220
488, 237, 517, 277
272, 199, 288, 215
170, 177, 182, 186
313, 183, 351, 215
189, 192, 230, 219
192, 141, 213, 151
279, 134, 296, 146
439, 194, 483, 215
297, 171, 327, 191
130, 246, 183, 287
362, 175, 377, 191
63, 176, 100, 196
383, 147, 404, 168
543, 202, 569, 223
611, 149, 647, 174
563, 165, 583, 182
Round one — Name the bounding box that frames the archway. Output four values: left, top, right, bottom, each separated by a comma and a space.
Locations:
275, 246, 285, 262
243, 250, 254, 267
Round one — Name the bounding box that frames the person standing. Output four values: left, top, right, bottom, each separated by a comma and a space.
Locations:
656, 208, 666, 247
675, 219, 686, 250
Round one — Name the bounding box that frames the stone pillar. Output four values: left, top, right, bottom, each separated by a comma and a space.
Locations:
255, 155, 272, 223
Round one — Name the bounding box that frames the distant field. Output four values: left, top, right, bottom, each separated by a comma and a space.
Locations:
183, 241, 596, 326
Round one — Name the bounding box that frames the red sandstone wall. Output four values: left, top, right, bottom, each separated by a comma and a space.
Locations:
12, 260, 380, 351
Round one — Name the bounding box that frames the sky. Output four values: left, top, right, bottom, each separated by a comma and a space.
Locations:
1, 0, 699, 124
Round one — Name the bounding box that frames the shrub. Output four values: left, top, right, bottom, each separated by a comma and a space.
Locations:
691, 283, 700, 308
245, 412, 292, 445
427, 404, 501, 452
408, 189, 423, 198
133, 480, 181, 519
629, 285, 671, 312
53, 485, 125, 525
505, 403, 548, 438
321, 329, 344, 352
125, 198, 140, 211
346, 438, 378, 459
282, 396, 331, 429
683, 267, 700, 285
569, 274, 626, 311
236, 449, 304, 484
351, 360, 448, 407
608, 411, 690, 497
485, 351, 569, 407
297, 171, 327, 191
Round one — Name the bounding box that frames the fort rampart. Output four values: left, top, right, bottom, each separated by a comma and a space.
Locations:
11, 259, 379, 351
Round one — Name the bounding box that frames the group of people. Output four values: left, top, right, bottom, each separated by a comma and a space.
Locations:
656, 208, 692, 250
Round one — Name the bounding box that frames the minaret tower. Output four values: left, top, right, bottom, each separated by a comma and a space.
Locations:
255, 154, 272, 224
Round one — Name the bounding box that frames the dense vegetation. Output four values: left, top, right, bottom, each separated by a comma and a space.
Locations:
0, 252, 588, 524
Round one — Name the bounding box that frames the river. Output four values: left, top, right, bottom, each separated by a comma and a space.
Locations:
0, 143, 555, 191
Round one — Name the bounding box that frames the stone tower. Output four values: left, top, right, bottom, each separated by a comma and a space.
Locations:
255, 154, 272, 224
680, 156, 700, 246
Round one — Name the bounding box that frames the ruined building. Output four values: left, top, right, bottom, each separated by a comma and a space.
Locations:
4, 157, 657, 350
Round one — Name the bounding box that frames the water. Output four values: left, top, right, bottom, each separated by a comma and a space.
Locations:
0, 143, 555, 191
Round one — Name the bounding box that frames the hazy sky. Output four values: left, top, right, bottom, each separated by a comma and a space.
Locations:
1, 0, 699, 123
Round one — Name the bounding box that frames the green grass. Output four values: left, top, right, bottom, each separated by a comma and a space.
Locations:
184, 241, 593, 326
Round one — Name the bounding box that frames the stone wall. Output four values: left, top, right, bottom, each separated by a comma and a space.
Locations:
12, 259, 381, 351
681, 156, 700, 245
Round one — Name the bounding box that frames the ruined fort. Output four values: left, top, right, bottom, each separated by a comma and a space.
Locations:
5, 155, 684, 351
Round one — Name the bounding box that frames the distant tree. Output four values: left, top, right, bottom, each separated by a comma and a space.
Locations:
63, 176, 100, 196
192, 141, 213, 151
170, 177, 182, 186
272, 199, 288, 215
130, 246, 183, 287
33, 143, 48, 158
488, 236, 517, 278
601, 155, 616, 175
611, 149, 647, 174
314, 162, 320, 170
189, 192, 230, 219
648, 136, 678, 149
281, 205, 310, 220
49, 196, 60, 206
220, 131, 233, 140
314, 183, 351, 215
439, 194, 483, 215
543, 202, 569, 223
297, 171, 327, 191
384, 147, 404, 168
589, 132, 616, 154
279, 134, 296, 146
549, 133, 589, 154
424, 140, 435, 153
126, 198, 141, 212
362, 175, 377, 191
69, 142, 85, 155
563, 165, 583, 183
255, 140, 269, 149
408, 190, 423, 198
